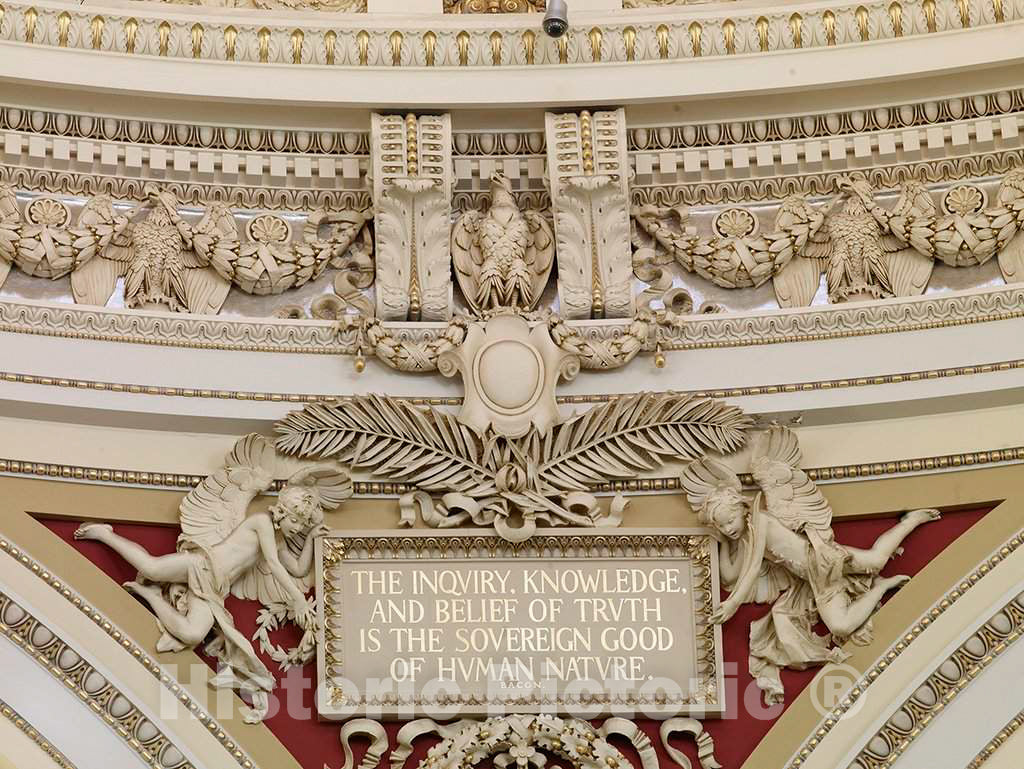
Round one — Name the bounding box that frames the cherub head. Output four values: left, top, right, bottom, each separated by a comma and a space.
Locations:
697, 486, 749, 540
270, 485, 324, 539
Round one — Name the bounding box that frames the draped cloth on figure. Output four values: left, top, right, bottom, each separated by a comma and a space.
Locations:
181, 540, 275, 700
733, 538, 869, 704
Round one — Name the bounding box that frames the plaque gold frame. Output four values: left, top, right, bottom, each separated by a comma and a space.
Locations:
314, 527, 724, 720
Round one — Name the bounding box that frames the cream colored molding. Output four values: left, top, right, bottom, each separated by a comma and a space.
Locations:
1, 85, 1022, 212
2, 283, 1022, 355
546, 108, 634, 319
0, 700, 76, 769
0, 591, 196, 769
3, 86, 1020, 160
370, 113, 454, 321
847, 594, 1024, 769
968, 711, 1024, 768
4, 353, 1024, 405
0, 0, 1015, 71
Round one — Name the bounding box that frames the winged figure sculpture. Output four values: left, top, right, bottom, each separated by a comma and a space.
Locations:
682, 424, 941, 704
75, 434, 351, 721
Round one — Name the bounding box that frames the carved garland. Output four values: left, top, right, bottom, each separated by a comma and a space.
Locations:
0, 185, 372, 314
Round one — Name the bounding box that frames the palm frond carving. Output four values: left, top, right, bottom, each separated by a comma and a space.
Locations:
275, 396, 496, 496
533, 393, 752, 492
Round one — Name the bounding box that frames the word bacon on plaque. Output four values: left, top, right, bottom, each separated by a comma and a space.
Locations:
314, 529, 724, 718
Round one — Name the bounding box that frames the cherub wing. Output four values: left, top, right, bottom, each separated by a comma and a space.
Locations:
181, 204, 234, 314
451, 209, 484, 311
0, 184, 20, 288
750, 425, 832, 532
884, 180, 936, 296
680, 456, 742, 513
523, 210, 556, 310
772, 196, 827, 308
70, 196, 132, 307
285, 464, 353, 511
231, 462, 352, 604
178, 433, 277, 551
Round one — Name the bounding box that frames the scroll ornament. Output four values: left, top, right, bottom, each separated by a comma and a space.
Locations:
0, 183, 371, 314
338, 713, 721, 769
73, 434, 352, 721
682, 425, 942, 704
348, 308, 659, 375
277, 313, 751, 541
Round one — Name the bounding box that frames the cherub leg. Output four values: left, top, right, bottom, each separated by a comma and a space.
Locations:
819, 575, 910, 639
123, 582, 215, 648
845, 508, 941, 574
75, 523, 193, 583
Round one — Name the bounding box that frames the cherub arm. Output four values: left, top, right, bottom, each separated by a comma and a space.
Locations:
711, 497, 769, 624
253, 517, 314, 625
717, 538, 742, 586
278, 524, 330, 578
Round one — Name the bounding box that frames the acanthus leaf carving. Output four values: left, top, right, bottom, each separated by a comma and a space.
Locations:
546, 109, 635, 320
371, 113, 454, 322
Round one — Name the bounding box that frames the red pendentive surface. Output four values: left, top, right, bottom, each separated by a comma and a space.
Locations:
44, 507, 987, 769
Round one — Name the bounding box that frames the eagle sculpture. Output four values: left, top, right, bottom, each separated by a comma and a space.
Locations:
452, 173, 555, 313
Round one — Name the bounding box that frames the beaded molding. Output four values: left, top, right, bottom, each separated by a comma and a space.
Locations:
1, 285, 1023, 355
0, 698, 77, 769
0, 538, 263, 769
784, 529, 1024, 768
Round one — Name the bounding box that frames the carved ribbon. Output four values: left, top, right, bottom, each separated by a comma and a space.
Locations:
660, 718, 722, 769
339, 719, 389, 769
398, 489, 627, 542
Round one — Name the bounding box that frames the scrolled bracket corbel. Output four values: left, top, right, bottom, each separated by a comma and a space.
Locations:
660, 718, 722, 769
370, 112, 454, 322
546, 108, 635, 320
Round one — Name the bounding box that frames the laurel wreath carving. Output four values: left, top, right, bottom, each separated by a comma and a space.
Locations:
275, 393, 751, 518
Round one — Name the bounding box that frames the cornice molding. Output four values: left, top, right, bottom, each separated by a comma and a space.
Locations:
968, 711, 1024, 768
0, 587, 196, 769
848, 593, 1024, 769
0, 699, 77, 769
1, 0, 1014, 71
4, 355, 1024, 403
2, 285, 1022, 355
2, 444, 1021, 492
0, 537, 263, 769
